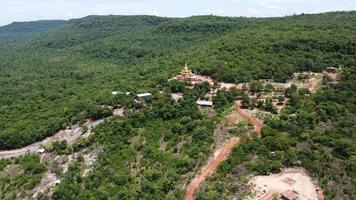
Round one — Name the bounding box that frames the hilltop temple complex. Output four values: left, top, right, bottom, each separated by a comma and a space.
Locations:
170, 63, 215, 86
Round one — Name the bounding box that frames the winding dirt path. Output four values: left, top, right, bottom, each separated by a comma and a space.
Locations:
185, 101, 263, 200
185, 137, 240, 200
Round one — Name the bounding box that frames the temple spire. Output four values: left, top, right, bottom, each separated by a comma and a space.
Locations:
185, 61, 188, 69
183, 61, 191, 73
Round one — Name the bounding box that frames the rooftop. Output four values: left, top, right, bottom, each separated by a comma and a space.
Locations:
136, 93, 152, 98
196, 100, 213, 106
280, 190, 299, 200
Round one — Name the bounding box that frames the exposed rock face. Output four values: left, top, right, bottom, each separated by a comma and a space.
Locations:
55, 155, 68, 165
82, 147, 102, 177
31, 171, 59, 199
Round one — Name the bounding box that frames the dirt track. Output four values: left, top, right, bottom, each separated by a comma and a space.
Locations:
235, 101, 263, 134
185, 137, 240, 200
185, 102, 263, 200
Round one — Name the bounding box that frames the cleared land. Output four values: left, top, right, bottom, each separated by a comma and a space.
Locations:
248, 167, 323, 200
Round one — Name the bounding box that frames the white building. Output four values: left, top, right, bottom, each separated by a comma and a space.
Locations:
37, 148, 46, 154
136, 93, 152, 98
196, 100, 213, 107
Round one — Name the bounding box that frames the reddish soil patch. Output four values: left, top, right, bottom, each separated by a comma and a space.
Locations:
323, 71, 339, 81
185, 137, 240, 200
184, 102, 263, 200
235, 101, 263, 134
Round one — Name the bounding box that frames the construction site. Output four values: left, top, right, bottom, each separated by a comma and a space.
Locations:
248, 168, 324, 200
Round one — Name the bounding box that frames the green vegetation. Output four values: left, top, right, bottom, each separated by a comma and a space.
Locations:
1, 12, 355, 149
213, 88, 239, 109
197, 68, 356, 200
0, 20, 65, 47
52, 89, 215, 199
0, 11, 355, 200
0, 155, 46, 200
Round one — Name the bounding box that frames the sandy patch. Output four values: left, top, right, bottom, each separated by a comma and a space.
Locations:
171, 93, 183, 101
113, 108, 125, 117
248, 168, 322, 200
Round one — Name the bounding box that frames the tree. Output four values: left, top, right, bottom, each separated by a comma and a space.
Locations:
285, 84, 298, 98
265, 83, 275, 93
192, 126, 213, 143
241, 93, 250, 108
212, 91, 228, 108
48, 140, 69, 155
168, 80, 185, 93
264, 98, 277, 114
346, 156, 356, 179
322, 74, 333, 85
277, 96, 285, 105
250, 81, 264, 94
193, 81, 211, 99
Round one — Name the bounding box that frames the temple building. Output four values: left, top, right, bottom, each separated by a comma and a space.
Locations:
170, 63, 214, 86
175, 62, 193, 80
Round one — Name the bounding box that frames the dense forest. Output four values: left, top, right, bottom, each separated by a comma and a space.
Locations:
0, 12, 355, 149
0, 20, 66, 47
0, 11, 355, 200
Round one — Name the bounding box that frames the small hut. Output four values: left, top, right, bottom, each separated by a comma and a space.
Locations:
136, 93, 152, 102
280, 190, 299, 200
196, 100, 213, 107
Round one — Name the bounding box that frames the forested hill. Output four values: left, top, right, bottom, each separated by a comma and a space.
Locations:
0, 11, 355, 149
0, 20, 66, 47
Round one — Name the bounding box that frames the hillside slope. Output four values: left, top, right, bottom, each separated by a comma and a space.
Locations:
0, 12, 355, 200
0, 12, 355, 149
0, 20, 66, 47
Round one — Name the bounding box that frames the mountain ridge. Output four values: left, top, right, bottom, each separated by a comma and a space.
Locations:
0, 20, 66, 47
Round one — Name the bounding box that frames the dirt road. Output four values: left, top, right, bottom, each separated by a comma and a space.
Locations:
184, 102, 263, 200
185, 137, 240, 200
235, 101, 263, 134
0, 119, 104, 159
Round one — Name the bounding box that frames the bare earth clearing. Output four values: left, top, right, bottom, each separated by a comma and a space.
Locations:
0, 119, 104, 159
31, 171, 59, 199
23, 147, 102, 199
248, 168, 324, 200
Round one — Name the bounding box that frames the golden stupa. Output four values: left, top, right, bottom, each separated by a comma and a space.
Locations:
181, 62, 192, 76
